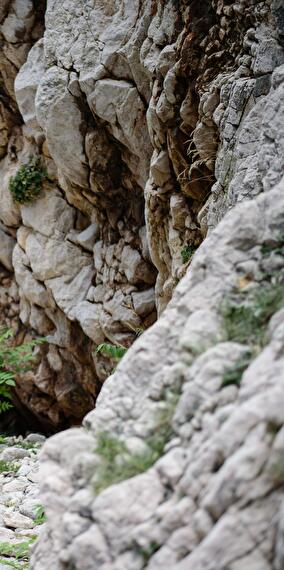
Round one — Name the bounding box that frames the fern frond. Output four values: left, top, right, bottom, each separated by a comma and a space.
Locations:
0, 329, 46, 415
0, 329, 13, 343
0, 371, 15, 384
0, 401, 13, 414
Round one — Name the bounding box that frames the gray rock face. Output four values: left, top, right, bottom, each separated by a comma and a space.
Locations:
1, 5, 284, 568
31, 170, 284, 569
24, 0, 284, 561
0, 0, 282, 424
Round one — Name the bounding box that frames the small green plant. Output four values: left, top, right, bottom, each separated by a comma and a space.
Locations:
96, 343, 127, 361
221, 278, 284, 348
220, 276, 284, 389
261, 230, 284, 258
33, 504, 46, 525
267, 453, 284, 483
0, 328, 45, 414
0, 331, 16, 412
137, 542, 161, 565
0, 538, 35, 569
93, 393, 178, 493
15, 441, 40, 450
0, 460, 19, 473
261, 243, 284, 258
93, 432, 156, 493
181, 244, 197, 264
146, 394, 179, 455
221, 353, 252, 388
9, 156, 48, 204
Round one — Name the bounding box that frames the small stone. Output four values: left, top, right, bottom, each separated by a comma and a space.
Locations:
16, 528, 41, 537
19, 499, 39, 519
17, 465, 32, 477
156, 448, 187, 486
27, 470, 40, 484
1, 447, 30, 461
2, 480, 27, 494
131, 288, 156, 316
0, 228, 15, 271
25, 434, 46, 444
0, 527, 15, 541
121, 246, 155, 285
76, 223, 100, 252
3, 511, 35, 530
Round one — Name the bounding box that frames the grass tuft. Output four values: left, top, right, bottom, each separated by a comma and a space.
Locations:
93, 394, 179, 494
0, 460, 19, 474
261, 230, 284, 257
221, 353, 252, 388
137, 541, 161, 565
33, 504, 46, 525
14, 441, 40, 451
221, 279, 284, 347
181, 244, 197, 264
220, 273, 284, 388
95, 343, 127, 361
0, 538, 36, 569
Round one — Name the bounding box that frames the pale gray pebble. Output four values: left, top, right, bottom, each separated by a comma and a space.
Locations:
1, 447, 30, 461
26, 434, 46, 444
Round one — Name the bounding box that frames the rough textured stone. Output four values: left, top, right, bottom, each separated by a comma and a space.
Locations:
32, 174, 284, 570
0, 227, 15, 271
4, 0, 283, 424
0, 3, 284, 567
1, 447, 30, 461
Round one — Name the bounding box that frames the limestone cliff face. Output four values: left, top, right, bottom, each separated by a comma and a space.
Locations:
0, 0, 283, 567
1, 0, 282, 428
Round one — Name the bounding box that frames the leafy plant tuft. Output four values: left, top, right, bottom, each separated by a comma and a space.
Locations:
221, 353, 252, 388
0, 328, 45, 414
181, 244, 197, 264
96, 343, 127, 361
93, 393, 179, 493
34, 504, 46, 525
0, 538, 36, 569
219, 272, 284, 389
9, 156, 48, 204
137, 541, 161, 565
0, 460, 19, 474
221, 278, 284, 348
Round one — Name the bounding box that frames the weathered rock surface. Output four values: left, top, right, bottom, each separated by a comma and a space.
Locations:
0, 0, 283, 568
32, 169, 284, 569
1, 0, 283, 427
0, 434, 45, 568
27, 0, 284, 563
